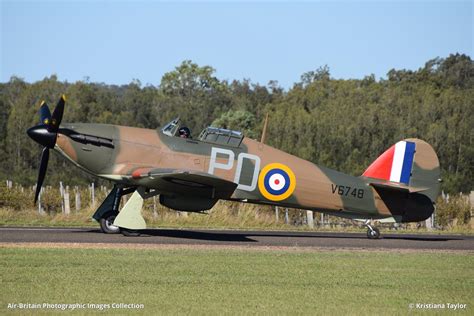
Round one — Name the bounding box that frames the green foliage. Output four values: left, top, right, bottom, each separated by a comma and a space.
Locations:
161, 60, 221, 97
0, 183, 31, 210
38, 188, 63, 213
300, 64, 331, 86
156, 60, 233, 133
0, 183, 64, 213
0, 54, 472, 194
212, 109, 258, 139
435, 196, 472, 228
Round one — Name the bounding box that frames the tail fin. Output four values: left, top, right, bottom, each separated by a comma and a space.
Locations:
363, 139, 441, 203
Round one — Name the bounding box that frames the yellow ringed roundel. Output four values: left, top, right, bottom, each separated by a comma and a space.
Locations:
258, 163, 296, 201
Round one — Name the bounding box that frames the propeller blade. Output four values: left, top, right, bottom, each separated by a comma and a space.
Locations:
34, 147, 49, 204
39, 101, 52, 125
51, 95, 66, 131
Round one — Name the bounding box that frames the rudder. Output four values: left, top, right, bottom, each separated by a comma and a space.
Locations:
363, 138, 441, 203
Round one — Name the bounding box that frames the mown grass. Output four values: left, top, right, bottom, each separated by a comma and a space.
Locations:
1, 247, 473, 315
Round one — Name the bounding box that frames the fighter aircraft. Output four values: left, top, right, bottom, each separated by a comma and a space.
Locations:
27, 96, 441, 238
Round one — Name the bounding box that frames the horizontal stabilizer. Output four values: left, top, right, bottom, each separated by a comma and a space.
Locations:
369, 181, 429, 194
369, 180, 435, 222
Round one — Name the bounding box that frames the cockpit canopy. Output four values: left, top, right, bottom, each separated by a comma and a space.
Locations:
198, 127, 243, 147
161, 117, 181, 137
161, 117, 244, 147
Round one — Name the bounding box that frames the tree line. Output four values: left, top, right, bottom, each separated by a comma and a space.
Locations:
0, 54, 472, 194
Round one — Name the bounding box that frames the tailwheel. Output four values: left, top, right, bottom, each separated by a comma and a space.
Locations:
120, 228, 141, 237
367, 226, 380, 239
99, 211, 120, 234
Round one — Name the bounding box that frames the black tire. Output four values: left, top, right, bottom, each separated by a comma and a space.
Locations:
120, 228, 141, 237
367, 227, 380, 239
99, 211, 120, 234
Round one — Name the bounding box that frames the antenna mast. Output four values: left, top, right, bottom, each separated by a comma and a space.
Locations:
260, 113, 269, 144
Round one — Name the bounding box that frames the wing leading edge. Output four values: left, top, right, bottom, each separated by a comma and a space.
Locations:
127, 168, 238, 199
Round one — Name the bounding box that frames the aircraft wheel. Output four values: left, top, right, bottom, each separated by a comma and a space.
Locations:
367, 227, 380, 239
99, 212, 120, 234
120, 228, 141, 237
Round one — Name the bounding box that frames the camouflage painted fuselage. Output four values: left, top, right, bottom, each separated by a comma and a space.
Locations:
55, 123, 440, 222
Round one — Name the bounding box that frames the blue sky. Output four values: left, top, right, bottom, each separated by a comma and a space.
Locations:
1, 1, 472, 89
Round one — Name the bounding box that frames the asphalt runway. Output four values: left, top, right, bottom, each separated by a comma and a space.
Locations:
1, 227, 473, 251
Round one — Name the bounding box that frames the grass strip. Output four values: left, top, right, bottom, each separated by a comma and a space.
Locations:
1, 247, 473, 314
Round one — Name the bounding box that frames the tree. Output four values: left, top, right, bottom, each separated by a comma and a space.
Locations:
0, 56, 472, 194
212, 110, 258, 139
158, 60, 231, 132
300, 65, 330, 86
160, 60, 221, 97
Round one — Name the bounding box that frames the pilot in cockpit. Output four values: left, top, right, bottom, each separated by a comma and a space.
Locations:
178, 126, 191, 139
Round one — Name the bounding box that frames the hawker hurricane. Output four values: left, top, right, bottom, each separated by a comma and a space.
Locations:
27, 96, 441, 238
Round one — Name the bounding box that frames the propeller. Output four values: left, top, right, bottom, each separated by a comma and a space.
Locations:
27, 95, 66, 203
51, 95, 65, 132
39, 101, 51, 125
34, 147, 49, 204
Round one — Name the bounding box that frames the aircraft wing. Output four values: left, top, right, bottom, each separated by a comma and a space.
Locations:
126, 168, 238, 199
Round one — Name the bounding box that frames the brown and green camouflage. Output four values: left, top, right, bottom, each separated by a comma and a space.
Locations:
54, 119, 440, 224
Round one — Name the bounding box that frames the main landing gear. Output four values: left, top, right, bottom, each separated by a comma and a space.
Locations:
365, 220, 381, 239
92, 186, 136, 234
99, 211, 120, 234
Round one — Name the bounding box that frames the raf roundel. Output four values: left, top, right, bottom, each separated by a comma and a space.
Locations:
258, 163, 296, 201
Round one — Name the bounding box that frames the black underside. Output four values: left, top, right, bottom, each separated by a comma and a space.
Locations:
159, 195, 217, 212
374, 187, 434, 222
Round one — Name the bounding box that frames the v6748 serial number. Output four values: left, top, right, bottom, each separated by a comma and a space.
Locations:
331, 184, 364, 199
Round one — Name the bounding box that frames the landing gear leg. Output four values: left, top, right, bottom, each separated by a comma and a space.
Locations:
99, 187, 122, 234
365, 220, 381, 239
93, 186, 135, 234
